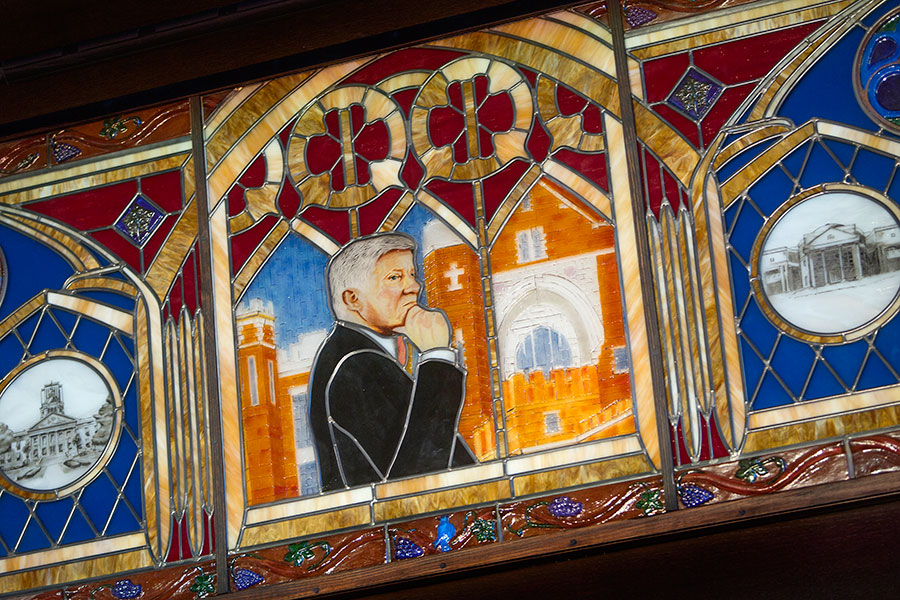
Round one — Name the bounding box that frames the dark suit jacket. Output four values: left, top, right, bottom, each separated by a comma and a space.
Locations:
309, 323, 475, 491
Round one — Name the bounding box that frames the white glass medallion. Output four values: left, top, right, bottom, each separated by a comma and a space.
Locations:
757, 190, 900, 336
0, 356, 117, 492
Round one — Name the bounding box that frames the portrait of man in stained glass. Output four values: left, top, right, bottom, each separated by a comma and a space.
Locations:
309, 232, 475, 491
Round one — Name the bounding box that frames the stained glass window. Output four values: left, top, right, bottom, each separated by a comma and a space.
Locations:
0, 0, 898, 597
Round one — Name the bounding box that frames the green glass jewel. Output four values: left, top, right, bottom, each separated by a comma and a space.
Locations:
189, 573, 215, 599
635, 489, 664, 515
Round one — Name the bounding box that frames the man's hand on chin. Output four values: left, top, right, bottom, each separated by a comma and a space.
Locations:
400, 305, 451, 351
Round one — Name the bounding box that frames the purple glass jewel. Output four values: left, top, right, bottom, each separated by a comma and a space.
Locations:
52, 141, 82, 163
111, 579, 143, 599
114, 194, 165, 246
667, 68, 722, 120
875, 71, 900, 111
626, 6, 657, 29
548, 496, 583, 518
870, 36, 898, 67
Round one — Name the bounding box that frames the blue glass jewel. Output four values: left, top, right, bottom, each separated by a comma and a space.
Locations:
678, 484, 714, 508
393, 537, 424, 560
232, 568, 265, 590
433, 515, 456, 552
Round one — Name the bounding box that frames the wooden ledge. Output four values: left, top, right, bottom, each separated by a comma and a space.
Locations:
224, 470, 900, 599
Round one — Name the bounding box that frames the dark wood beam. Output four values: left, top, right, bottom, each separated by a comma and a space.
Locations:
0, 0, 575, 137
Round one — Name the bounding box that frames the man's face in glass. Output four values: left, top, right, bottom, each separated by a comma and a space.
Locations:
350, 249, 421, 334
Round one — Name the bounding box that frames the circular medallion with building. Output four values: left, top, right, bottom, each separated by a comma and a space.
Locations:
0, 355, 119, 496
755, 189, 900, 340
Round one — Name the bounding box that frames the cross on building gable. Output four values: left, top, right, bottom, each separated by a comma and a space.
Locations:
444, 262, 465, 291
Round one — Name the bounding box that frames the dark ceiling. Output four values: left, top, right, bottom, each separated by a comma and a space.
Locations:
0, 0, 576, 138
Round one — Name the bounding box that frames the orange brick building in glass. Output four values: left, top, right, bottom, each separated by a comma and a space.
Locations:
235, 301, 299, 505
489, 179, 634, 454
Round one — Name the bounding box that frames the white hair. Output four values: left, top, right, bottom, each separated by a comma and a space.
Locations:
327, 233, 417, 320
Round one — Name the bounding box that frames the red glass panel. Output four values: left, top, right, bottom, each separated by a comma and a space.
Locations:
278, 119, 296, 146
401, 151, 425, 189
556, 85, 587, 116
164, 515, 194, 562
473, 75, 489, 103
552, 148, 609, 193
671, 421, 692, 466
452, 136, 468, 164
330, 161, 346, 192
478, 127, 495, 156
643, 53, 690, 103
306, 133, 340, 175
358, 188, 404, 235
278, 177, 302, 220
89, 229, 141, 272
28, 180, 138, 231
429, 105, 465, 148
699, 417, 730, 461
680, 187, 691, 211
340, 48, 466, 86
519, 67, 538, 88
324, 108, 340, 136
391, 89, 418, 119
165, 517, 182, 563
355, 156, 371, 186
447, 79, 464, 110
477, 91, 514, 134
231, 215, 278, 274
239, 153, 267, 188
483, 159, 529, 223
227, 185, 246, 217
426, 179, 476, 227
652, 104, 700, 147
662, 168, 681, 213
526, 117, 551, 162
181, 247, 199, 314
138, 170, 183, 213
181, 518, 192, 559
355, 120, 389, 162
701, 82, 756, 143
350, 104, 365, 136
581, 103, 604, 134
693, 21, 824, 85
299, 205, 351, 246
